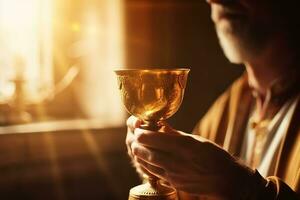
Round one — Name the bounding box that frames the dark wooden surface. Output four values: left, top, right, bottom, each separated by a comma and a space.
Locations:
0, 127, 140, 200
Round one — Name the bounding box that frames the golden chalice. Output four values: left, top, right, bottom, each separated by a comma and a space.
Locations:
115, 68, 190, 200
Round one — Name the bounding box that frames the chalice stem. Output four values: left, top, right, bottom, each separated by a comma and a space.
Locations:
140, 120, 161, 131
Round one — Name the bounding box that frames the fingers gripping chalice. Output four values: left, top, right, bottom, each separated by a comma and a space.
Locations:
114, 68, 189, 200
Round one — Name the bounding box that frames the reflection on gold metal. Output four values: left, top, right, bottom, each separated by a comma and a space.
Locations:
115, 69, 189, 126
115, 68, 190, 200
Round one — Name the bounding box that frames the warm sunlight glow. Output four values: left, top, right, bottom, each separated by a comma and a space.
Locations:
0, 0, 53, 101
71, 22, 81, 33
0, 0, 125, 126
72, 0, 126, 126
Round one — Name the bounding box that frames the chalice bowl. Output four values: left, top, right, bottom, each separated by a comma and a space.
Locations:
114, 68, 190, 200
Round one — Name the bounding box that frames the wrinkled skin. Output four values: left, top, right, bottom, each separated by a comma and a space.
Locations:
126, 116, 254, 199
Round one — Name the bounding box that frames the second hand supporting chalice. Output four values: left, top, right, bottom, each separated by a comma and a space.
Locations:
115, 68, 190, 200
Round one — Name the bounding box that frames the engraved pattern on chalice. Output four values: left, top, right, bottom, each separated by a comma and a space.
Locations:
115, 68, 190, 200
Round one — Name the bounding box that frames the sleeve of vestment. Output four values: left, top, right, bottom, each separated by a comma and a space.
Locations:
240, 171, 299, 200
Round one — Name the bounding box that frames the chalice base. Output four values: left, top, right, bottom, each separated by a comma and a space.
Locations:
129, 181, 177, 200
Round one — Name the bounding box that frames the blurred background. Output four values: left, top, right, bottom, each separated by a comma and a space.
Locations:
0, 0, 243, 199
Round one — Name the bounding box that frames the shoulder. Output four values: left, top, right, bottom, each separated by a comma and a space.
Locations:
192, 74, 249, 138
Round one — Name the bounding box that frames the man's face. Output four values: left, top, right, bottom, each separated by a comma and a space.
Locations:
209, 0, 281, 64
